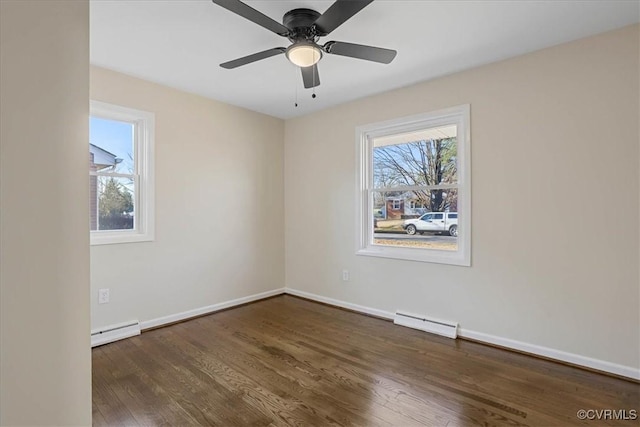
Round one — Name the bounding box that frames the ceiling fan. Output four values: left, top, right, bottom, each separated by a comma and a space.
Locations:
211, 0, 397, 89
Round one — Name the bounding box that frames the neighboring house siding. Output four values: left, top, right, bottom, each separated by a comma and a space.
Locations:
385, 199, 404, 219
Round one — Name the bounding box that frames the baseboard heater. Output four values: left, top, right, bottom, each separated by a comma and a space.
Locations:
394, 311, 458, 339
91, 320, 140, 347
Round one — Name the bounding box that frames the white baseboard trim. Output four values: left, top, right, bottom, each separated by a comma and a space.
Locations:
284, 287, 639, 381
91, 320, 140, 347
139, 288, 285, 331
285, 288, 395, 320
458, 329, 640, 381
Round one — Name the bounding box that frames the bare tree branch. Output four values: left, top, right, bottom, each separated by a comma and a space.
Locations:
373, 137, 458, 212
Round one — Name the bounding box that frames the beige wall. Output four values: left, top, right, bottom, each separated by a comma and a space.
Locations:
285, 25, 640, 370
0, 1, 91, 425
90, 67, 284, 330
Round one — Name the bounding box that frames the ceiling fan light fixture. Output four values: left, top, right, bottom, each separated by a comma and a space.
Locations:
286, 42, 322, 67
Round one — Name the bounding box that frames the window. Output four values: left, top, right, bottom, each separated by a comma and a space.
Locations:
391, 199, 401, 210
409, 200, 426, 209
356, 105, 470, 265
90, 101, 154, 245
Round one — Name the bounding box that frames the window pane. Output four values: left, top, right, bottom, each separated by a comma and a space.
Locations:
89, 117, 134, 175
372, 190, 458, 251
372, 124, 457, 188
89, 115, 136, 232
90, 175, 98, 231
96, 176, 135, 231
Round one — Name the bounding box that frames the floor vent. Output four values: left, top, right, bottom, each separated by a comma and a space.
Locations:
91, 320, 140, 347
394, 311, 458, 339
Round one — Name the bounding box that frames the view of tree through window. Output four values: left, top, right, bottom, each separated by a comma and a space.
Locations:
372, 124, 459, 251
89, 117, 135, 231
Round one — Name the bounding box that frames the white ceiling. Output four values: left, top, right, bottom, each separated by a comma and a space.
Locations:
90, 0, 639, 119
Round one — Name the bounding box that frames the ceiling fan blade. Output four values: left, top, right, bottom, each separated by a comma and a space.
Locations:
313, 0, 373, 36
211, 0, 289, 36
220, 47, 286, 69
324, 41, 396, 64
301, 64, 320, 89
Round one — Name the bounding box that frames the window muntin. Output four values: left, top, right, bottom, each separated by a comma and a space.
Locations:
90, 101, 154, 245
356, 105, 470, 265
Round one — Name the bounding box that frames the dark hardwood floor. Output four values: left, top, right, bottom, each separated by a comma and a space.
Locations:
93, 295, 639, 426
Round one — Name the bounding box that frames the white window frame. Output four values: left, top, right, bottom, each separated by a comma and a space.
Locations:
90, 100, 155, 245
356, 105, 471, 266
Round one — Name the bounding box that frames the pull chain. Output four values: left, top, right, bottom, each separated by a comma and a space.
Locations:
312, 65, 317, 99
294, 64, 299, 107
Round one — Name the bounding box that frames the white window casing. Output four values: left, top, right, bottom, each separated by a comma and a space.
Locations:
90, 100, 155, 245
356, 105, 471, 266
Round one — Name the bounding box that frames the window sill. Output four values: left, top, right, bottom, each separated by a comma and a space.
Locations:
356, 246, 470, 266
90, 231, 154, 246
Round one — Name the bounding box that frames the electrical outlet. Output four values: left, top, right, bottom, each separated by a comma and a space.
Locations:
98, 288, 110, 304
342, 269, 349, 281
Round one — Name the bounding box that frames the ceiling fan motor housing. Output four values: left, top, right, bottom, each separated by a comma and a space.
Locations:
283, 8, 322, 42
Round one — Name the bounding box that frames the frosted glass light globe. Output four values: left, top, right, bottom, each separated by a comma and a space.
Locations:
286, 43, 322, 67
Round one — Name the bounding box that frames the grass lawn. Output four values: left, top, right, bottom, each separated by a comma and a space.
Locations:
374, 219, 405, 232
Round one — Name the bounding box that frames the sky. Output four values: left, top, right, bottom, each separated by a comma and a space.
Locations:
89, 116, 134, 173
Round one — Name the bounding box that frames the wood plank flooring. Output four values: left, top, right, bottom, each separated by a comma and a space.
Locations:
93, 295, 639, 426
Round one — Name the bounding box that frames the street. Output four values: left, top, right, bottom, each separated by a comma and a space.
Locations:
373, 232, 457, 243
